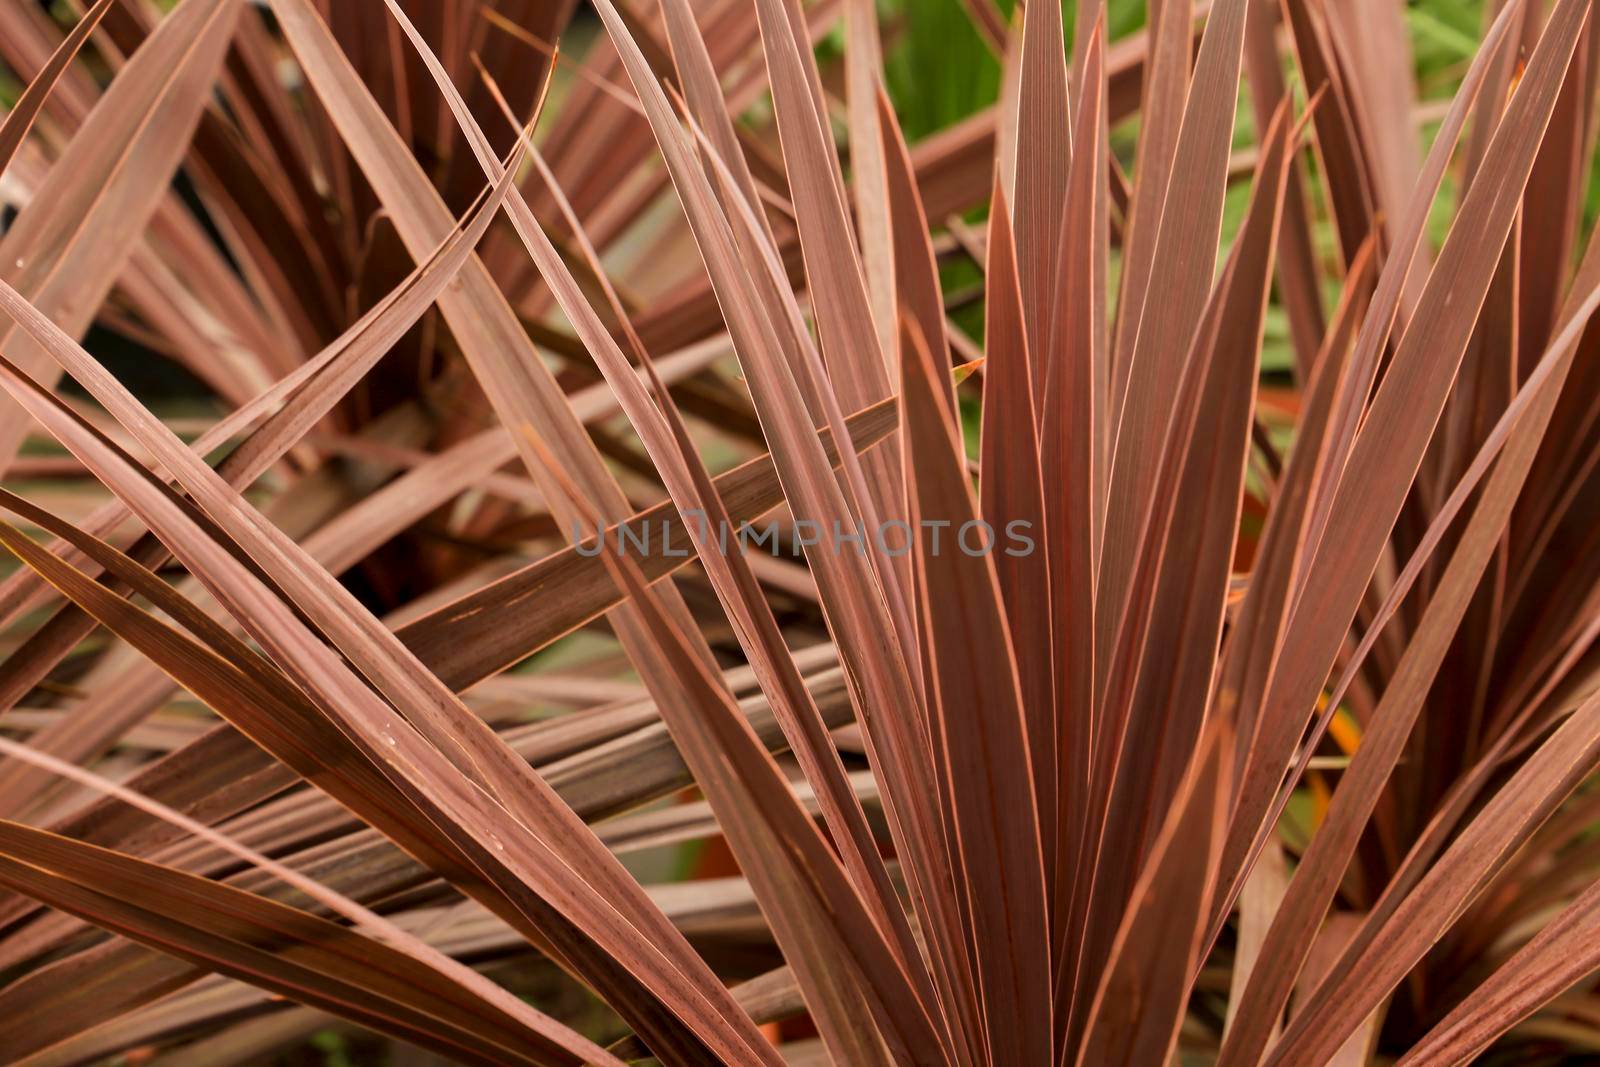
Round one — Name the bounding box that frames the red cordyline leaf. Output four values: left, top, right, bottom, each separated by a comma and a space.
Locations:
0, 267, 778, 1065
1099, 0, 1252, 649
1239, 195, 1600, 1067
1044, 18, 1109, 1032
0, 709, 611, 1066
0, 0, 241, 474
0, 820, 607, 1067
385, 10, 941, 1057
746, 0, 910, 631
1011, 0, 1072, 397
901, 315, 1050, 1065
1278, 0, 1380, 277
395, 394, 900, 690
587, 6, 978, 1048
1108, 0, 1192, 404
979, 180, 1055, 880
1204, 234, 1378, 944
519, 417, 940, 1066
881, 88, 952, 416
841, 0, 895, 360
1220, 12, 1589, 1051
1069, 94, 1298, 1063
0, 497, 574, 1057
0, 154, 517, 629
1240, 0, 1323, 377
1271, 680, 1600, 1064
1077, 719, 1232, 1067
477, 58, 911, 982
1212, 0, 1530, 926
0, 0, 117, 181
1397, 874, 1600, 1065
0, 141, 529, 816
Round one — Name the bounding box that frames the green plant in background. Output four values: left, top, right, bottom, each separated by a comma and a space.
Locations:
884, 0, 1005, 137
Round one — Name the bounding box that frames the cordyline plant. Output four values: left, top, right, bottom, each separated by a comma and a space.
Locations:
1, 0, 1600, 1063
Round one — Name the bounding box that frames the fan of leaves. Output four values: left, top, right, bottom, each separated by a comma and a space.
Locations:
0, 0, 1599, 1063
